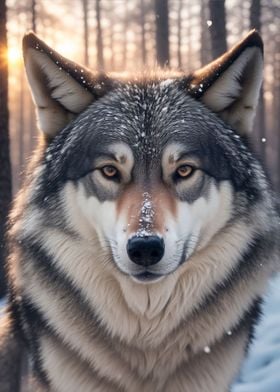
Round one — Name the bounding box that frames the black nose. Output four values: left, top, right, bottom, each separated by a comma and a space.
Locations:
127, 236, 165, 266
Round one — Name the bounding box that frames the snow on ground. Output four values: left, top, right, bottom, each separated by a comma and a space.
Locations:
0, 298, 6, 317
0, 275, 279, 390
233, 274, 280, 391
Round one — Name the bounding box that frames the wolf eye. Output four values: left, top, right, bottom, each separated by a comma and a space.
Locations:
101, 165, 119, 180
176, 165, 193, 179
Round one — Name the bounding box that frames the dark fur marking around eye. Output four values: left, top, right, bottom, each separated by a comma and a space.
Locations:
119, 155, 126, 164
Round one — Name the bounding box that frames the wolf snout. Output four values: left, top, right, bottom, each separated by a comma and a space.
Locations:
127, 236, 165, 266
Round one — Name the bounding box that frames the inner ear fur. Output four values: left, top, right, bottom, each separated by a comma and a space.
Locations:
187, 30, 263, 135
23, 32, 111, 137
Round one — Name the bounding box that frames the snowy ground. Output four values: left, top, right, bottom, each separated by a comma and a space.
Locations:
0, 275, 279, 390
233, 274, 280, 391
0, 298, 6, 317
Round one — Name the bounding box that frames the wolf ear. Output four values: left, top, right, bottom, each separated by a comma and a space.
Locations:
23, 32, 111, 137
187, 30, 263, 135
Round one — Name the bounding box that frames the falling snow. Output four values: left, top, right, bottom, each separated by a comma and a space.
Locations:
204, 346, 211, 354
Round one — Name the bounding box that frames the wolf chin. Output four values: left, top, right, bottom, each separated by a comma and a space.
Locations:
0, 30, 279, 392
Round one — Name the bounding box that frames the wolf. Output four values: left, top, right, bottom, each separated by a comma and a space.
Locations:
0, 30, 279, 392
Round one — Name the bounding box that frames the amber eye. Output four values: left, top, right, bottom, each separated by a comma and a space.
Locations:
101, 165, 119, 179
176, 165, 193, 179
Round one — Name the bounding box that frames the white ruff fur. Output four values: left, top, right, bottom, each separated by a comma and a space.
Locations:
20, 180, 268, 350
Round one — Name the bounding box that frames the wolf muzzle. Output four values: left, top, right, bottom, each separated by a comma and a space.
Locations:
127, 236, 165, 267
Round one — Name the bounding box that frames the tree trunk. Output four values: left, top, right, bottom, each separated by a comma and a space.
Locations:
200, 0, 211, 66
250, 0, 266, 161
31, 0, 37, 32
155, 0, 169, 67
0, 0, 12, 297
18, 66, 25, 178
177, 0, 182, 69
122, 0, 128, 69
186, 1, 193, 71
82, 0, 89, 66
250, 0, 261, 31
275, 47, 280, 192
209, 0, 227, 58
95, 0, 104, 70
140, 0, 147, 66
109, 4, 115, 71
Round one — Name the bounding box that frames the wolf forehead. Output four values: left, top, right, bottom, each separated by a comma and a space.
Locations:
44, 80, 234, 178
64, 80, 213, 145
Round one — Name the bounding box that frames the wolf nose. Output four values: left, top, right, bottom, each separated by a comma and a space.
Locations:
127, 236, 165, 266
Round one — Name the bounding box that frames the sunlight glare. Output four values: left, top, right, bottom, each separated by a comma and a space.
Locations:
8, 46, 22, 64
55, 41, 77, 58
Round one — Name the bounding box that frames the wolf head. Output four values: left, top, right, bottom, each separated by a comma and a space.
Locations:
23, 31, 264, 283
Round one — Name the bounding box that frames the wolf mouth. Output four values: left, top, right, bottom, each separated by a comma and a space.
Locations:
131, 271, 164, 282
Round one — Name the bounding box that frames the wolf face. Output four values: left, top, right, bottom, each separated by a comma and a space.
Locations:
57, 89, 236, 283
23, 31, 263, 284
